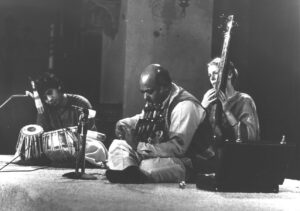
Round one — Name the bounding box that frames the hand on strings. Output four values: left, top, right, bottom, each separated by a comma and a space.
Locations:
217, 90, 238, 127
217, 90, 229, 112
201, 88, 217, 109
125, 129, 138, 150
115, 121, 128, 139
115, 121, 138, 149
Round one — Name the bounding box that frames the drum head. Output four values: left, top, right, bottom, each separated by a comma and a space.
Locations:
16, 124, 44, 162
21, 124, 44, 136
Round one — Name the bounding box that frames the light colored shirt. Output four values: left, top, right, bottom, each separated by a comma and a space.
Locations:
209, 91, 260, 142
118, 83, 206, 158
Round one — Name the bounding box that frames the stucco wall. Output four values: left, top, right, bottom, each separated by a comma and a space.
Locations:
100, 0, 127, 104
101, 0, 213, 117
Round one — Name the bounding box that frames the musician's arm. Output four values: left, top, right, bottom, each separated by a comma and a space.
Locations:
82, 104, 97, 131
36, 111, 51, 132
137, 101, 206, 158
115, 113, 142, 142
75, 95, 97, 131
237, 98, 260, 141
84, 104, 97, 131
226, 98, 260, 141
224, 110, 238, 127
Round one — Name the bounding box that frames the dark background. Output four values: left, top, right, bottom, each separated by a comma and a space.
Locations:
0, 0, 119, 153
0, 0, 299, 178
212, 0, 300, 179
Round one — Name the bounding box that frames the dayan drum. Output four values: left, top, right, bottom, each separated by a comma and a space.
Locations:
42, 127, 108, 165
42, 128, 79, 163
69, 126, 106, 142
15, 124, 44, 161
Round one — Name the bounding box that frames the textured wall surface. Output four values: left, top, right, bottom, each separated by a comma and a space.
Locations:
100, 0, 127, 104
0, 0, 62, 154
123, 0, 213, 116
101, 0, 213, 116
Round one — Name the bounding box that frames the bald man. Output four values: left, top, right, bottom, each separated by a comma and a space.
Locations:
106, 64, 207, 183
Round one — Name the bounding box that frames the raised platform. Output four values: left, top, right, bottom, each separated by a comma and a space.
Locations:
0, 155, 299, 211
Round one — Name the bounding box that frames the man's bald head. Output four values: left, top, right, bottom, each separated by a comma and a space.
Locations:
139, 64, 172, 105
140, 64, 172, 88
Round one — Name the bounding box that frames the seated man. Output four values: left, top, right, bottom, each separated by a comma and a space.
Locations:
32, 72, 106, 166
35, 72, 96, 131
106, 64, 207, 183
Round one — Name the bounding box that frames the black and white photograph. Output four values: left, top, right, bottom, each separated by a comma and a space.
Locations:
0, 0, 299, 210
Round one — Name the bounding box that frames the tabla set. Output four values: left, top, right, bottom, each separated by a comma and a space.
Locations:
14, 124, 108, 165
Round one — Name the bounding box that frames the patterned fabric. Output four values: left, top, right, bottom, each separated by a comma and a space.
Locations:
134, 103, 168, 144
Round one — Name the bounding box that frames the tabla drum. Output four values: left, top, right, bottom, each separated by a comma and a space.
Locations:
15, 124, 44, 161
42, 128, 79, 163
43, 126, 108, 166
68, 126, 106, 143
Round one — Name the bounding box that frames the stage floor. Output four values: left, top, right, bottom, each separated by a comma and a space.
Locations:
0, 155, 299, 211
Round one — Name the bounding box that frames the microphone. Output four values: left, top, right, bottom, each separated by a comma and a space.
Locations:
71, 105, 96, 119
29, 78, 44, 114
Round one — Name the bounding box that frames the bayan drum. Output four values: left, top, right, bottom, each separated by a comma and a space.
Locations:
68, 126, 106, 142
15, 124, 44, 161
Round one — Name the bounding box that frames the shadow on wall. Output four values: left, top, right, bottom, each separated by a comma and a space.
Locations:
212, 0, 300, 179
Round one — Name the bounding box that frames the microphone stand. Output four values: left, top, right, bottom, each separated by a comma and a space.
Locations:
0, 93, 29, 109
63, 109, 97, 180
0, 93, 32, 170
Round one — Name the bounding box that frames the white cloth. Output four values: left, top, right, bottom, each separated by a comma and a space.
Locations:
85, 136, 108, 167
107, 139, 186, 182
